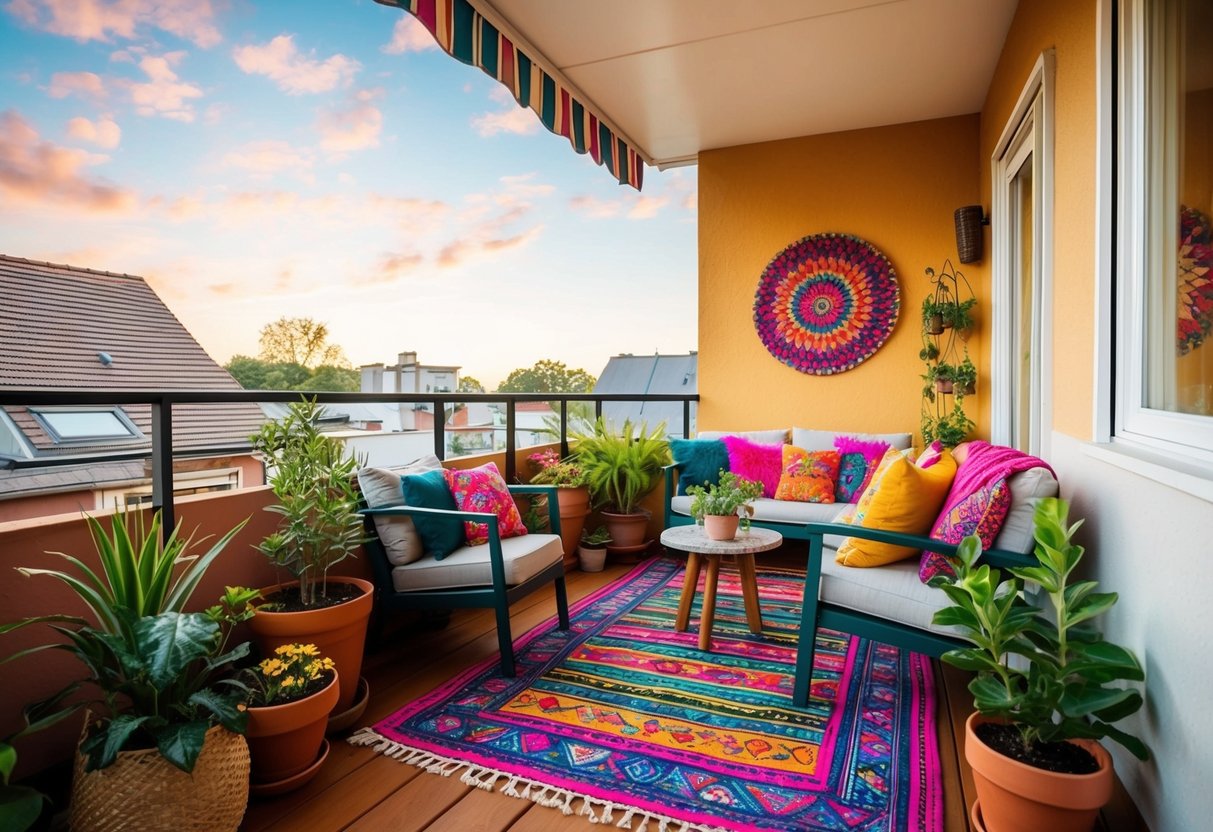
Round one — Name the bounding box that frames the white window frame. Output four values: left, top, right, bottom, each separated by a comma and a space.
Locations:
95, 468, 242, 508
991, 51, 1055, 456
1104, 0, 1213, 465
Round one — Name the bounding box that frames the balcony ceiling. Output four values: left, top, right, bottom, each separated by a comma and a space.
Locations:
486, 0, 1019, 168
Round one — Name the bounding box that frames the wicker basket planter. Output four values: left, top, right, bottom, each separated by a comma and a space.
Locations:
69, 723, 249, 832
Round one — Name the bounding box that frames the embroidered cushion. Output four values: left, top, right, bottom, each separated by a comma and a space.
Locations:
835, 447, 958, 567
401, 469, 465, 560
357, 455, 444, 566
919, 478, 1013, 583
720, 435, 784, 498
670, 438, 729, 496
774, 445, 839, 503
833, 435, 893, 502
443, 462, 529, 547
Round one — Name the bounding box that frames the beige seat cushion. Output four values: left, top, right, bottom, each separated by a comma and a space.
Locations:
358, 455, 444, 566
992, 467, 1060, 553
819, 546, 961, 636
391, 533, 563, 592
792, 428, 913, 452
696, 428, 789, 445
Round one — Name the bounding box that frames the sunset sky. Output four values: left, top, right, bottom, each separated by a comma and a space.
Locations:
0, 0, 699, 388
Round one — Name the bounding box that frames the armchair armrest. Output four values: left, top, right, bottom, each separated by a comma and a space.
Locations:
800, 521, 1036, 570
360, 504, 511, 588
508, 484, 562, 534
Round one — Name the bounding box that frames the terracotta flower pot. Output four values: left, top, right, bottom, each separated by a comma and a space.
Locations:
936, 377, 954, 394
577, 545, 608, 572
965, 713, 1114, 832
246, 671, 340, 787
926, 313, 945, 335
703, 514, 740, 541
555, 486, 590, 569
248, 577, 373, 713
601, 509, 650, 550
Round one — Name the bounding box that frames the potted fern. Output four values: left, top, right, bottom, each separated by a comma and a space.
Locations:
685, 471, 763, 540
929, 498, 1149, 831
570, 418, 670, 552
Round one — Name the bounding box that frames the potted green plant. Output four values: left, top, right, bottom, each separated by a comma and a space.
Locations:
249, 398, 372, 723
921, 403, 975, 448
0, 510, 253, 832
929, 498, 1149, 831
528, 448, 590, 569
577, 525, 612, 572
684, 471, 764, 540
570, 418, 670, 552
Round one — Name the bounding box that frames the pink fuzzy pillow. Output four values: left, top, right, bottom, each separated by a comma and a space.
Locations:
720, 435, 783, 498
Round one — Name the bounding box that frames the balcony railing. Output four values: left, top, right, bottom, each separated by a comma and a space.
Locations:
0, 390, 698, 536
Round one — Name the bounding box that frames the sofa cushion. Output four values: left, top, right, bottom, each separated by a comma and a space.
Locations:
670, 438, 729, 496
818, 546, 963, 636
833, 435, 893, 502
443, 462, 528, 546
835, 447, 957, 567
792, 428, 913, 452
401, 469, 465, 560
720, 435, 784, 497
390, 533, 563, 592
357, 454, 443, 566
670, 495, 848, 525
992, 466, 1060, 553
697, 428, 789, 445
774, 446, 839, 503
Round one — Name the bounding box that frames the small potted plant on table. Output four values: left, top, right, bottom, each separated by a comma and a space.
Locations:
249, 398, 371, 729
577, 525, 612, 572
685, 471, 763, 541
930, 498, 1149, 832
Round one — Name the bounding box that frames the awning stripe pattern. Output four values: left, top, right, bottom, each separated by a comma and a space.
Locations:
378, 0, 643, 190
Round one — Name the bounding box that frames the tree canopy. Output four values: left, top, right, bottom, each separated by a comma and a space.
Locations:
496, 360, 596, 393
457, 376, 486, 394
258, 317, 348, 368
224, 356, 360, 391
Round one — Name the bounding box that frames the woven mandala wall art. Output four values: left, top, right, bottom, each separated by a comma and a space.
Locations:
753, 232, 900, 375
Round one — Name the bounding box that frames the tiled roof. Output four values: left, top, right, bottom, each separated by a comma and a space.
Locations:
0, 255, 264, 457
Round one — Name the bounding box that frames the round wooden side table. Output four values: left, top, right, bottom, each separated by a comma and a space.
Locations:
659, 524, 783, 651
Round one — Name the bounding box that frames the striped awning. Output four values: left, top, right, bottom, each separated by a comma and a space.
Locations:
376, 0, 645, 190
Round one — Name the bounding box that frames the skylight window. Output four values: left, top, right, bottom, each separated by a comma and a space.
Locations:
31, 408, 142, 443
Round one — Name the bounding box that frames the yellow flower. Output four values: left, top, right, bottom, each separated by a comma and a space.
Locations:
298, 644, 319, 656
282, 676, 297, 688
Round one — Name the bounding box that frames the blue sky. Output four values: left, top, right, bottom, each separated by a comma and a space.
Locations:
0, 0, 698, 387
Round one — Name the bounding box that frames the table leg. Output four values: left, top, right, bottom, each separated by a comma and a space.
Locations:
675, 551, 701, 633
737, 553, 764, 635
699, 553, 722, 651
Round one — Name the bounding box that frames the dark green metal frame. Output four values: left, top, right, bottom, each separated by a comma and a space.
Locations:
361, 483, 570, 677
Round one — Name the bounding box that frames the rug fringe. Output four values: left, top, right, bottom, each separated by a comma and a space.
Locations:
348, 728, 728, 832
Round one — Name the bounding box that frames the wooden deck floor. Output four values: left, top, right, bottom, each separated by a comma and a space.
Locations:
239, 554, 1141, 832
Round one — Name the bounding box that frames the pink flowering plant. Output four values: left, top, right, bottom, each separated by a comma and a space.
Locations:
527, 448, 586, 488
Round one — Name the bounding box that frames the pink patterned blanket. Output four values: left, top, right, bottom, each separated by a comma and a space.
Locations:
937, 440, 1054, 521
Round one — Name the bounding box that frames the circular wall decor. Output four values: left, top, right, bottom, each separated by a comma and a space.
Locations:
753, 233, 900, 375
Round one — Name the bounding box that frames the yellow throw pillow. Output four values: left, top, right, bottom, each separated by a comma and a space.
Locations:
835, 447, 957, 567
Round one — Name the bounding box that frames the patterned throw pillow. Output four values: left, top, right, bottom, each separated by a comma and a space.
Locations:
919, 477, 1013, 582
670, 438, 729, 496
835, 447, 958, 567
401, 469, 466, 560
916, 440, 945, 469
443, 462, 529, 547
720, 435, 784, 498
774, 445, 839, 503
833, 435, 892, 502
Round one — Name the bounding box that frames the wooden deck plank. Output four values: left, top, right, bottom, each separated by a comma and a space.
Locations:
343, 768, 473, 832
933, 662, 970, 831
422, 785, 533, 832
253, 753, 422, 832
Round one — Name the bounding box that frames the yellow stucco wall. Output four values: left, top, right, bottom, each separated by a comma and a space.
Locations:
979, 0, 1097, 439
698, 115, 983, 441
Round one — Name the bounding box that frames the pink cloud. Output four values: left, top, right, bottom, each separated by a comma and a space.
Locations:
0, 109, 135, 212
357, 251, 424, 285
316, 89, 382, 153
232, 35, 360, 95
471, 106, 538, 137
627, 194, 669, 219
66, 115, 121, 148
221, 140, 314, 176
8, 0, 221, 48
381, 15, 436, 55
48, 71, 106, 101
117, 51, 203, 121
568, 195, 621, 219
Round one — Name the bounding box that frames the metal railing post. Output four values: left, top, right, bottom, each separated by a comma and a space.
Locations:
505, 399, 517, 482
560, 398, 569, 457
433, 398, 446, 460
150, 398, 175, 538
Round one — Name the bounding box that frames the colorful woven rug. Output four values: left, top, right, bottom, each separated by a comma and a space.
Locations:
351, 558, 941, 832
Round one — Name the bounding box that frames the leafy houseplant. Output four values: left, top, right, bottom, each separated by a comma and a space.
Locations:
527, 448, 590, 567
930, 498, 1148, 829
577, 525, 612, 573
251, 398, 365, 608
685, 471, 763, 541
0, 510, 253, 830
570, 418, 670, 551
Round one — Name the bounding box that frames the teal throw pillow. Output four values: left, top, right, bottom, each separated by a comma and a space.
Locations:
401, 469, 464, 560
670, 438, 729, 496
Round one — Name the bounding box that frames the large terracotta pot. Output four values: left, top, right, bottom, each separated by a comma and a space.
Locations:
248, 577, 373, 713
965, 713, 1114, 832
601, 509, 650, 550
702, 514, 740, 541
555, 486, 590, 569
70, 723, 249, 832
246, 671, 340, 787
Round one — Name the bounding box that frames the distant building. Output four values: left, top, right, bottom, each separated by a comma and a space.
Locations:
0, 255, 266, 522
593, 353, 698, 437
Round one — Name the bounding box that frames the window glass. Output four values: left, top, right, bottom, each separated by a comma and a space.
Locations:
35, 409, 138, 441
